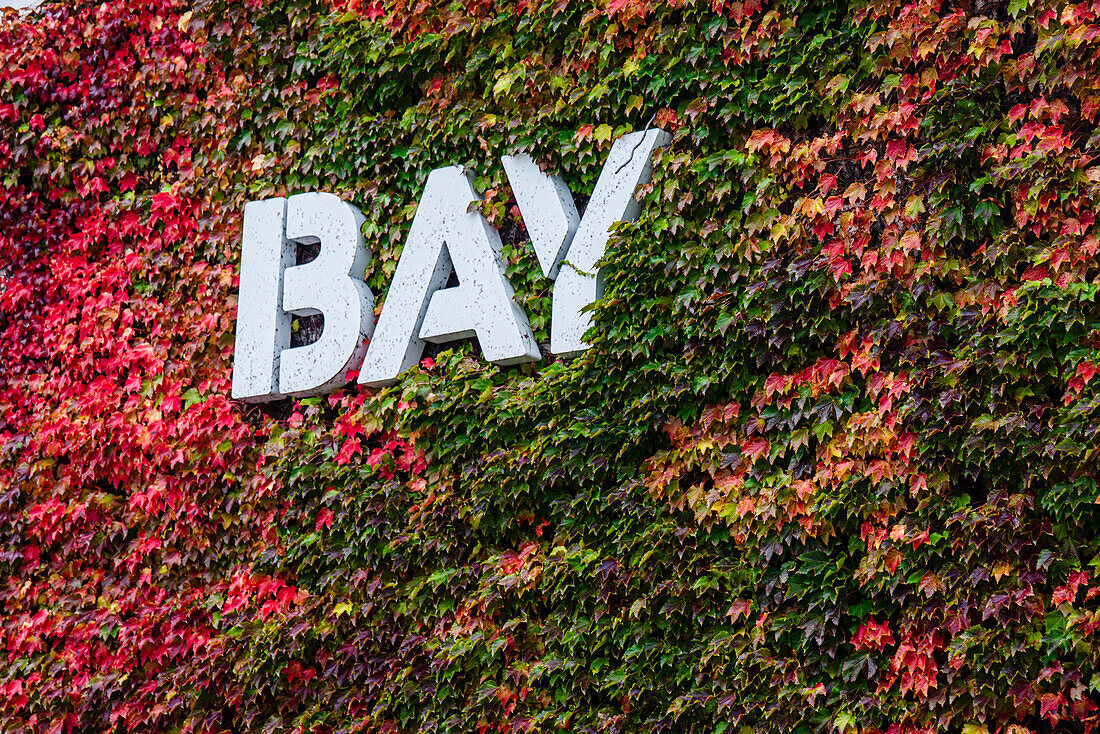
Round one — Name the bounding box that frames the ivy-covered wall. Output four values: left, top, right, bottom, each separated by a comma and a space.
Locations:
4, 0, 1100, 732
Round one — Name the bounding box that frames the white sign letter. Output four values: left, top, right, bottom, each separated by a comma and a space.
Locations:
358, 166, 541, 387
279, 192, 375, 397
230, 193, 374, 402
501, 153, 580, 279
505, 129, 670, 358
231, 198, 294, 402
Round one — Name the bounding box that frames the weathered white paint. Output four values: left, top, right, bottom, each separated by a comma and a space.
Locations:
358, 166, 540, 387
501, 152, 579, 279
232, 129, 670, 400
231, 198, 294, 402
231, 194, 374, 400
279, 193, 375, 396
550, 128, 671, 357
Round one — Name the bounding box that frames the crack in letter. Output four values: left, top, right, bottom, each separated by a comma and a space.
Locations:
505, 128, 670, 358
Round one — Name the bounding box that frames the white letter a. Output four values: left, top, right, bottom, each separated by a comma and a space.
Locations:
358, 166, 541, 387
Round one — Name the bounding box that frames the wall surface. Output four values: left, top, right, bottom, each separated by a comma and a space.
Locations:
3, 1, 1100, 733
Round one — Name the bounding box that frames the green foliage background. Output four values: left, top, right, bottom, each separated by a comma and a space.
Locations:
5, 0, 1100, 731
